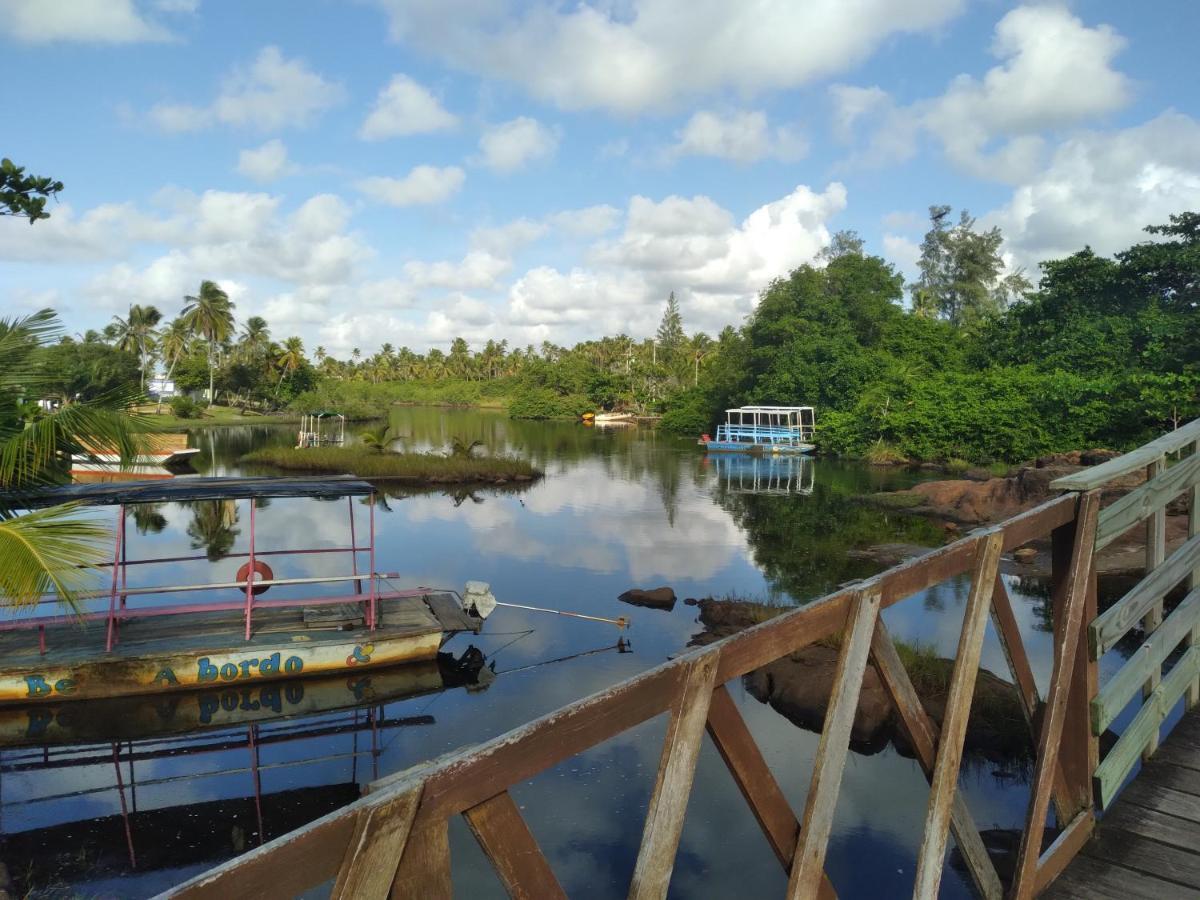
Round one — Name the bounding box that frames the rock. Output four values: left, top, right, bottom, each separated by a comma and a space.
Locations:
1013, 547, 1038, 563
965, 467, 994, 482
1080, 448, 1120, 466
684, 597, 698, 606
618, 586, 677, 610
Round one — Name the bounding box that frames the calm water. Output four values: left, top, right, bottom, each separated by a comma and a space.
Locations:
3, 409, 1077, 897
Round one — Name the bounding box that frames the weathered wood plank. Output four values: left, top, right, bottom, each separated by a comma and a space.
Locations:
1142, 458, 1168, 759
912, 532, 1004, 899
1010, 491, 1099, 900
1042, 853, 1196, 900
1033, 809, 1094, 895
1093, 587, 1200, 734
787, 587, 882, 899
1140, 758, 1200, 796
990, 573, 1075, 823
629, 653, 720, 900
1096, 451, 1200, 550
869, 620, 1002, 900
1082, 827, 1200, 891
1091, 530, 1200, 657
330, 784, 422, 900
1095, 647, 1200, 808
390, 822, 452, 900
1103, 801, 1200, 855
464, 791, 566, 900
1050, 417, 1200, 491
1120, 778, 1200, 822
702, 686, 837, 898
1189, 439, 1200, 709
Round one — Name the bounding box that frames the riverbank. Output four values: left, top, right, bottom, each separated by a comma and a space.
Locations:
135, 404, 302, 430
240, 446, 541, 484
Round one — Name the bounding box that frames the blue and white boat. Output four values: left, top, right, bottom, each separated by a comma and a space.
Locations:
700, 405, 815, 455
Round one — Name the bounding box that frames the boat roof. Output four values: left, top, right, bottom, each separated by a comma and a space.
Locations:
725, 405, 814, 413
10, 475, 375, 508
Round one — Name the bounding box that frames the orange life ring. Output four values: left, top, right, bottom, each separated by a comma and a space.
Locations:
236, 559, 274, 595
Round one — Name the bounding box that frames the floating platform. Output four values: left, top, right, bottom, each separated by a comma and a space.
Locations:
0, 593, 480, 706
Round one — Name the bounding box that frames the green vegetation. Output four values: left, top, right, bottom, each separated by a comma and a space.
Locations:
0, 158, 63, 223
169, 395, 202, 419
240, 446, 541, 483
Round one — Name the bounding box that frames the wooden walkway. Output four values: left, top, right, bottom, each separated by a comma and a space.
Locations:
1045, 706, 1200, 899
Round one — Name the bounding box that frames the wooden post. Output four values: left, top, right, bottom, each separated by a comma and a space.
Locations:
1142, 457, 1166, 754
1010, 491, 1100, 900
331, 784, 423, 900
912, 532, 1003, 899
788, 586, 882, 899
629, 653, 720, 900
1188, 439, 1200, 709
391, 822, 452, 900
870, 620, 1003, 900
465, 791, 566, 900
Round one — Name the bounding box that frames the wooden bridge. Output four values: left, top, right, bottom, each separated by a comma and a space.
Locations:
161, 419, 1200, 899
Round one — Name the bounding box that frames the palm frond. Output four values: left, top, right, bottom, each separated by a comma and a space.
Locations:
0, 308, 60, 394
0, 503, 110, 611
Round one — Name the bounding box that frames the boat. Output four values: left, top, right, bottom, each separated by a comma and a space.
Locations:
592, 412, 637, 426
71, 433, 200, 479
700, 405, 816, 455
0, 476, 497, 705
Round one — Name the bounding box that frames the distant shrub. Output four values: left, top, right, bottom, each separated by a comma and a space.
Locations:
659, 387, 713, 435
508, 388, 591, 420
170, 395, 202, 419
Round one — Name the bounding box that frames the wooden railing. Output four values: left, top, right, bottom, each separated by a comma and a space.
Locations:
1050, 418, 1200, 810
160, 420, 1200, 900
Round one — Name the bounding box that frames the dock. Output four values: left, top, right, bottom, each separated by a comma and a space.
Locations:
1045, 707, 1200, 898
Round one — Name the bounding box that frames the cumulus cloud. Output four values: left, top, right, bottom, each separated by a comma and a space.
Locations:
403, 251, 511, 289
986, 112, 1200, 269
359, 73, 459, 139
236, 139, 295, 182
834, 5, 1133, 181
370, 0, 965, 114
358, 165, 466, 206
148, 46, 344, 132
0, 0, 173, 43
670, 109, 807, 163
470, 219, 548, 256
477, 117, 560, 172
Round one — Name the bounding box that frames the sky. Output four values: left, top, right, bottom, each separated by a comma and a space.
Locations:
2, 0, 1199, 356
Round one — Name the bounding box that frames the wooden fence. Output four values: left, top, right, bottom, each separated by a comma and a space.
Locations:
160, 420, 1200, 900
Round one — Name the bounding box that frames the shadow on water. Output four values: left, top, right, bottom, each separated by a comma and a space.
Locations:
2, 408, 1069, 897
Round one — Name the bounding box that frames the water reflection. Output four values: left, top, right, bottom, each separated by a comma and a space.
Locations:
709, 453, 815, 495
3, 409, 1072, 897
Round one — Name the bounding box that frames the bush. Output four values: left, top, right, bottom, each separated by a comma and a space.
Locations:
169, 395, 202, 419
507, 388, 592, 420
659, 387, 714, 435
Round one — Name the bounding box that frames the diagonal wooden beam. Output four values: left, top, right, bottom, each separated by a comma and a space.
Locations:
390, 821, 452, 900
1010, 491, 1100, 900
912, 531, 1004, 899
705, 684, 837, 899
465, 790, 566, 900
788, 586, 883, 899
331, 782, 423, 900
870, 618, 1002, 900
989, 573, 1074, 825
629, 652, 720, 900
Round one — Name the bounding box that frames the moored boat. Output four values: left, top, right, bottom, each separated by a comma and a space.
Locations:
1, 476, 496, 705
700, 405, 816, 455
71, 433, 200, 477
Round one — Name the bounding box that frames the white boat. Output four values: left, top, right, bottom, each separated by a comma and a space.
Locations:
700, 406, 816, 455
71, 433, 200, 476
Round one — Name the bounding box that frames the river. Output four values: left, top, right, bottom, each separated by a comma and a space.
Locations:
3, 408, 1070, 897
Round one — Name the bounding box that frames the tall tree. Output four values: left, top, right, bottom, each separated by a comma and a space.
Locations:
238, 316, 271, 362
109, 304, 162, 391
181, 281, 235, 407
656, 292, 685, 353
273, 336, 306, 397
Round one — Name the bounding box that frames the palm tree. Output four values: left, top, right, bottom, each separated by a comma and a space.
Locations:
238, 316, 271, 362
0, 309, 148, 610
155, 318, 191, 413
181, 281, 235, 407
110, 304, 162, 392
358, 423, 396, 453
273, 336, 305, 398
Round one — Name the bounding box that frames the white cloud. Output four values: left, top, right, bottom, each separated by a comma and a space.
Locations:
404, 251, 511, 289
358, 165, 466, 206
477, 117, 560, 173
148, 46, 344, 132
0, 0, 172, 43
670, 109, 806, 163
986, 112, 1200, 269
547, 205, 621, 237
882, 234, 921, 282
468, 205, 619, 255
470, 219, 548, 255
236, 139, 295, 182
371, 0, 966, 114
835, 5, 1133, 182
359, 73, 459, 139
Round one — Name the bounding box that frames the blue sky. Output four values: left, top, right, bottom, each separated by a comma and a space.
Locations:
2, 0, 1199, 355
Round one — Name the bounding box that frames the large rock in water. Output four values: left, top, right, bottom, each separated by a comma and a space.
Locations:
618, 586, 677, 610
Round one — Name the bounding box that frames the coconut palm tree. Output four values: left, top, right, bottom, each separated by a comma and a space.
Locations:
0, 309, 147, 610
181, 281, 235, 407
238, 316, 271, 362
110, 304, 162, 392
155, 318, 191, 412
273, 336, 305, 398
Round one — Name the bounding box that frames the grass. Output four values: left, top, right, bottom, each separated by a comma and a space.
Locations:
943, 457, 970, 475
240, 446, 541, 483
864, 440, 908, 465
134, 404, 301, 430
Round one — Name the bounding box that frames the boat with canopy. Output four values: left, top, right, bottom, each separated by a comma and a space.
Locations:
700, 405, 816, 454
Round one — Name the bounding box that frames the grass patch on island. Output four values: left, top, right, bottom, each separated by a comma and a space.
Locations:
240, 446, 541, 484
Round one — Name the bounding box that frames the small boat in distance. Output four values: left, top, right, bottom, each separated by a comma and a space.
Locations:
700, 405, 816, 455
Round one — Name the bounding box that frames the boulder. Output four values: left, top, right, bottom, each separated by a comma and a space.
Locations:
618, 586, 677, 610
